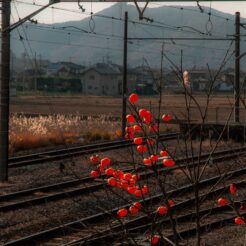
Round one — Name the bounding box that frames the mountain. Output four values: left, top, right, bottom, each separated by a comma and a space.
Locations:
11, 4, 244, 69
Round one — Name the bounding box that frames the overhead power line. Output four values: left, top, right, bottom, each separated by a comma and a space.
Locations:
128, 37, 235, 41
14, 0, 229, 39
23, 23, 124, 41
151, 3, 234, 23
11, 36, 124, 52
24, 22, 236, 49
12, 1, 36, 67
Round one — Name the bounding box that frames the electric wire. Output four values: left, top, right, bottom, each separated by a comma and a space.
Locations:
12, 1, 36, 68
23, 23, 124, 41
10, 14, 36, 70
14, 0, 231, 39
11, 36, 124, 52
15, 20, 236, 59
11, 1, 240, 68
150, 3, 234, 23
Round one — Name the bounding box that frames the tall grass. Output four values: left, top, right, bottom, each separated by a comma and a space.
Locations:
9, 114, 120, 153
9, 114, 179, 153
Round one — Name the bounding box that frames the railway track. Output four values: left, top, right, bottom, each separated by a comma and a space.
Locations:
2, 147, 246, 246
83, 200, 246, 246
8, 132, 179, 168
1, 146, 245, 212
53, 171, 246, 246
66, 180, 246, 246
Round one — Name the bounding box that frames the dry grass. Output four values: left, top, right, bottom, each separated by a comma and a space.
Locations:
8, 113, 179, 153
9, 114, 121, 153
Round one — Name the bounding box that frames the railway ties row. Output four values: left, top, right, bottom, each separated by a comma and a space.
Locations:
4, 164, 246, 246
50, 170, 246, 245
0, 147, 245, 212
83, 200, 246, 246
2, 147, 246, 246
8, 132, 179, 168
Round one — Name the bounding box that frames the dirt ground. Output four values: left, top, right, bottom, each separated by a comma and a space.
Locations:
10, 94, 243, 122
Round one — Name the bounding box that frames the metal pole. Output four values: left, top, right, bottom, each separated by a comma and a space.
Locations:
0, 1, 11, 181
122, 11, 128, 137
234, 11, 240, 123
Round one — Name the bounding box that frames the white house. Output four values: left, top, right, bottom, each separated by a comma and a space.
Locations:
81, 63, 137, 96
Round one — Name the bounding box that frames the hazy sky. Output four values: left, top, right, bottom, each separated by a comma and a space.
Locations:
11, 1, 246, 24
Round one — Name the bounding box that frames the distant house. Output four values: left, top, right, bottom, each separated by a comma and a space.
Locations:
221, 69, 234, 86
188, 70, 210, 91
218, 82, 233, 92
164, 72, 182, 92
34, 62, 85, 93
81, 63, 137, 96
219, 68, 246, 93
46, 62, 85, 78
23, 68, 46, 77
135, 66, 154, 84
15, 61, 86, 92
135, 84, 157, 95
134, 66, 158, 94
37, 77, 82, 93
16, 68, 46, 90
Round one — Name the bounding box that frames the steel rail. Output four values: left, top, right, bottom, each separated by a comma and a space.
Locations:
1, 147, 245, 212
8, 132, 179, 168
71, 186, 246, 246
3, 159, 246, 246
81, 200, 246, 246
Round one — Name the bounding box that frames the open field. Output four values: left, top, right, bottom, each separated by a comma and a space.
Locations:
9, 94, 244, 153
10, 94, 244, 122
10, 93, 246, 124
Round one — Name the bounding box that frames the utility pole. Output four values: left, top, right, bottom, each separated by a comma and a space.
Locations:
234, 12, 240, 123
0, 0, 79, 182
122, 11, 128, 137
0, 1, 11, 182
